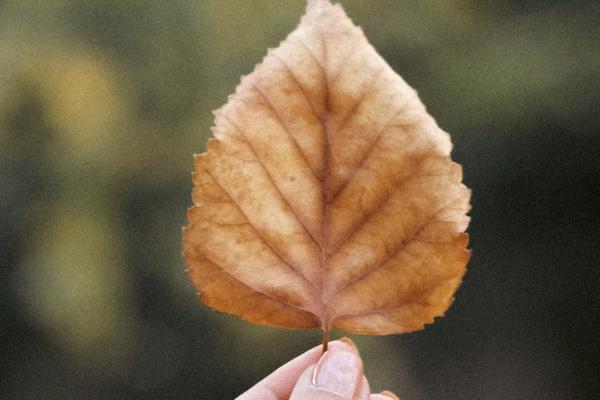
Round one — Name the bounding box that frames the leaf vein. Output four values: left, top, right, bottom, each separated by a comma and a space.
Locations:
203, 166, 320, 294
271, 51, 322, 120
329, 94, 419, 202
333, 195, 465, 296
200, 253, 315, 315
335, 275, 459, 320
250, 81, 322, 183
329, 154, 434, 254
223, 114, 322, 249
332, 64, 388, 137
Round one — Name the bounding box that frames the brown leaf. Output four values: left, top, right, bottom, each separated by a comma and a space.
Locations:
183, 0, 471, 337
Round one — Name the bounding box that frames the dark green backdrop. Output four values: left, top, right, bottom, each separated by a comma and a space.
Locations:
1, 0, 599, 399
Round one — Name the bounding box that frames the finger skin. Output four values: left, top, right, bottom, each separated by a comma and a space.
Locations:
289, 346, 365, 400
370, 392, 400, 400
237, 340, 356, 400
289, 365, 370, 400
358, 377, 370, 400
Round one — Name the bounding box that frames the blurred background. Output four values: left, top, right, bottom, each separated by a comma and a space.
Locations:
1, 0, 599, 399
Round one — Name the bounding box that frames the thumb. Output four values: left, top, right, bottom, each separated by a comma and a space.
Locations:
290, 341, 369, 400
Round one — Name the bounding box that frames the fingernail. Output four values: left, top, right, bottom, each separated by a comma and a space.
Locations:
338, 337, 358, 352
312, 350, 361, 399
380, 390, 400, 400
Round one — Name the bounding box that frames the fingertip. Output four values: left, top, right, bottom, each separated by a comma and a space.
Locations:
328, 337, 359, 355
312, 348, 362, 398
290, 344, 363, 400
338, 337, 359, 353
380, 390, 399, 399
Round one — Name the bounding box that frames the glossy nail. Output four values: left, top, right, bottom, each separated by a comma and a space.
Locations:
313, 350, 361, 399
380, 390, 400, 399
338, 337, 358, 353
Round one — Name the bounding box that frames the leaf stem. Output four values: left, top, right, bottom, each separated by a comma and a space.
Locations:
322, 326, 330, 353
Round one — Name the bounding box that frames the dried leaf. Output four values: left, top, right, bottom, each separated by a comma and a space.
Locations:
183, 0, 470, 337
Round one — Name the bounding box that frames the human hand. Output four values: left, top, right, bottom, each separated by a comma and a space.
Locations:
237, 338, 399, 400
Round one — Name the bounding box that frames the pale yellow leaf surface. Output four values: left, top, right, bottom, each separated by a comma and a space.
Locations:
183, 0, 471, 336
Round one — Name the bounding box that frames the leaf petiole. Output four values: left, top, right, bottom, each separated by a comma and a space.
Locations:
321, 325, 330, 353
